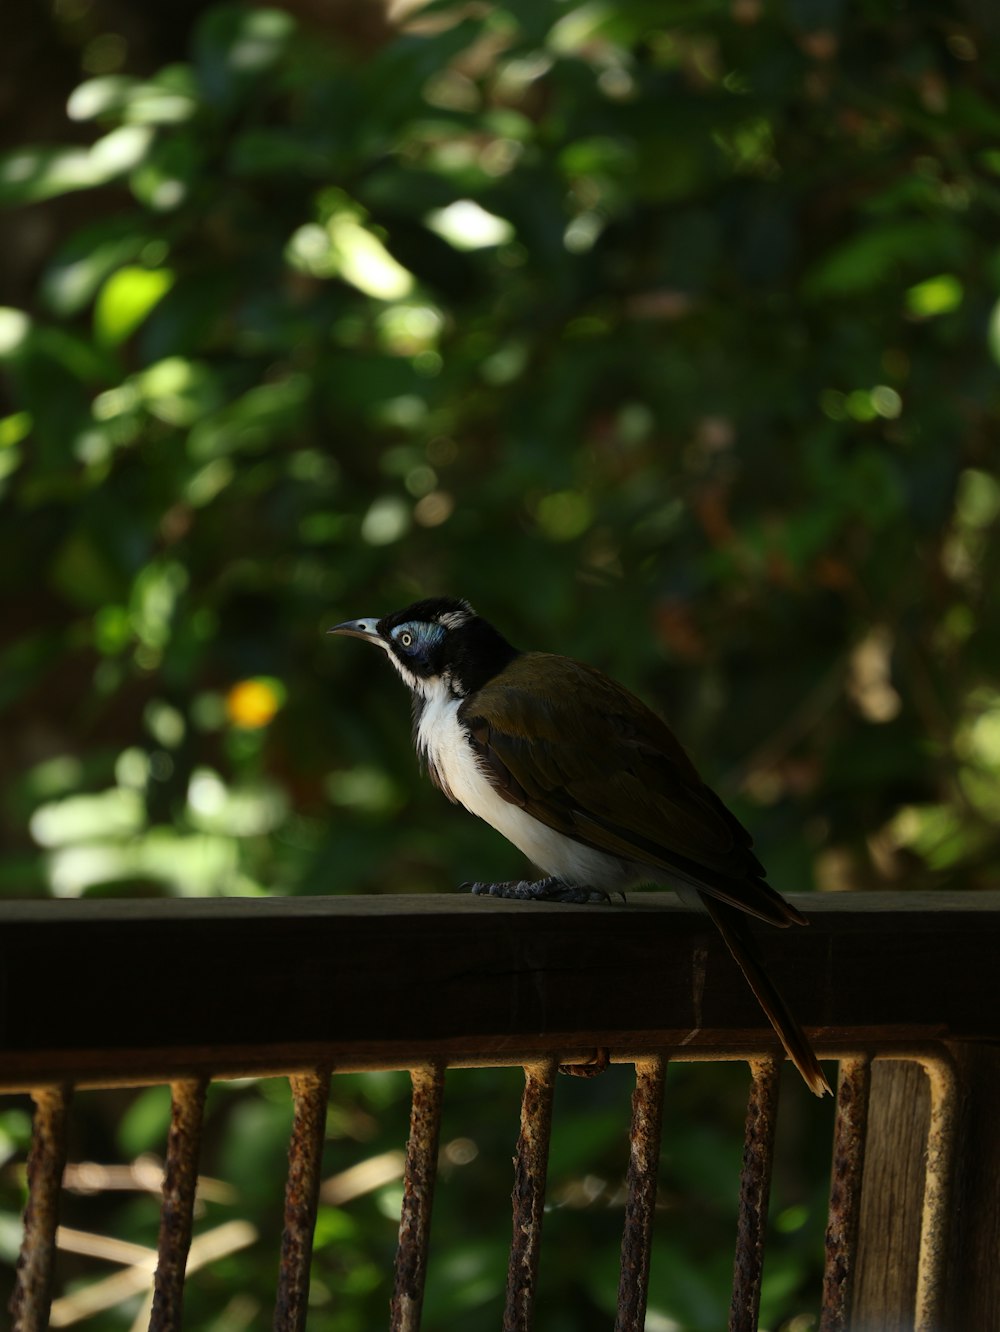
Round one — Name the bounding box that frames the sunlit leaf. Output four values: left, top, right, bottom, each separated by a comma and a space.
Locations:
67, 75, 139, 122
425, 200, 515, 250
136, 356, 224, 425
0, 146, 97, 204
123, 67, 200, 125
0, 126, 156, 205
129, 560, 189, 648
328, 214, 416, 299
0, 308, 31, 357
188, 768, 289, 834
0, 411, 31, 448
547, 2, 615, 54
906, 274, 963, 317
94, 265, 175, 345
42, 221, 149, 316
30, 789, 145, 848
360, 495, 410, 545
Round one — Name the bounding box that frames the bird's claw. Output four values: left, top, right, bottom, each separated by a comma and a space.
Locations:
463, 876, 613, 905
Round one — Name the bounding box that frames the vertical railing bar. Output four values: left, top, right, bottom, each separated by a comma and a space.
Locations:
9, 1083, 73, 1332
914, 1054, 958, 1332
614, 1054, 667, 1332
273, 1067, 332, 1332
729, 1056, 781, 1332
149, 1076, 209, 1332
819, 1055, 872, 1332
390, 1062, 447, 1332
503, 1057, 558, 1332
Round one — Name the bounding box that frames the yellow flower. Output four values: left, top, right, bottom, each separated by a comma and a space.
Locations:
225, 678, 284, 729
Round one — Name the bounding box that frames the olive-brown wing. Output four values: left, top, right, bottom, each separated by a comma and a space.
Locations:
460, 653, 799, 927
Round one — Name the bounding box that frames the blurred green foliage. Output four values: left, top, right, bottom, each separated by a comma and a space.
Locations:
2, 0, 1000, 1326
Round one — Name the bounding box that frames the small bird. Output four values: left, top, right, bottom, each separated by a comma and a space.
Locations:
329, 596, 830, 1096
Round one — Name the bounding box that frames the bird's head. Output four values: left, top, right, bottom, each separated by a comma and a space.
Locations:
328, 596, 518, 699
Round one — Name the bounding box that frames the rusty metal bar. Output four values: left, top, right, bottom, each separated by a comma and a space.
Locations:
614, 1055, 667, 1332
503, 1058, 558, 1332
273, 1068, 331, 1331
390, 1063, 446, 1332
149, 1077, 208, 1332
9, 1084, 72, 1332
729, 1056, 781, 1332
820, 1055, 872, 1332
914, 1053, 958, 1332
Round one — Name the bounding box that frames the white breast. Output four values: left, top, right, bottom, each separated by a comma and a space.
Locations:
415, 683, 637, 891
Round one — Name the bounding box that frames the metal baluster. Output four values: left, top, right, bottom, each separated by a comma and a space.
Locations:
274, 1068, 331, 1332
820, 1055, 872, 1332
615, 1055, 667, 1332
503, 1059, 558, 1332
10, 1084, 72, 1332
390, 1064, 446, 1332
150, 1077, 208, 1332
730, 1057, 781, 1332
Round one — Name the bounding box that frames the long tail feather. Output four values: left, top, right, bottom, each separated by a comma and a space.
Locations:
699, 893, 831, 1097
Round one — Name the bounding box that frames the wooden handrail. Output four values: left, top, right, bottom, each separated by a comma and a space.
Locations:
1, 890, 996, 1091
4, 889, 1000, 1330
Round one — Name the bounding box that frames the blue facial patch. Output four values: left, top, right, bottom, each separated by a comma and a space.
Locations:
391, 621, 444, 653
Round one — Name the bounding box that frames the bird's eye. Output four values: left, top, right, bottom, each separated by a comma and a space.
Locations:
399, 631, 414, 648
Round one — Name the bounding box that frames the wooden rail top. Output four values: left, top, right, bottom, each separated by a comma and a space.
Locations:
0, 890, 996, 1091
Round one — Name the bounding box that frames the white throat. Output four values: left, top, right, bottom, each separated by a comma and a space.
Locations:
413, 681, 639, 892
413, 678, 468, 798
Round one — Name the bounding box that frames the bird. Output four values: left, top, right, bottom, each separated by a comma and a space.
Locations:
328, 596, 830, 1096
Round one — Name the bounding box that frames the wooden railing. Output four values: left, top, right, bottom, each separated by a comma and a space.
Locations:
1, 890, 998, 1330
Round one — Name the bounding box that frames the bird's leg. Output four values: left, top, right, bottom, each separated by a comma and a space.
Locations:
463, 876, 612, 905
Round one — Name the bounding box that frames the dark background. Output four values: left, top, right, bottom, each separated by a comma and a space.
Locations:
1, 1, 998, 1327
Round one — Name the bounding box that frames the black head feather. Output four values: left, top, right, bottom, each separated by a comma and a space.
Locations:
377, 598, 518, 697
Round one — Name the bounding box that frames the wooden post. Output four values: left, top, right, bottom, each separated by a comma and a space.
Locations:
938, 1044, 1000, 1330
852, 1060, 929, 1330
850, 1046, 1000, 1332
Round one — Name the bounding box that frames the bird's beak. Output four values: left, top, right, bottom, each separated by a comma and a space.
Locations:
327, 617, 385, 645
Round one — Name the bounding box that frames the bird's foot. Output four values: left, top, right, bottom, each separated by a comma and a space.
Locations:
464, 876, 611, 905
560, 1048, 611, 1078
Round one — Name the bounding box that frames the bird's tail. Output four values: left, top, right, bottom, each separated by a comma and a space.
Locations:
699, 893, 831, 1097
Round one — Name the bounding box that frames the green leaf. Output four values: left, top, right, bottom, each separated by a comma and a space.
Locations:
122, 66, 199, 126
68, 67, 198, 127
130, 132, 205, 211
194, 5, 297, 105
906, 274, 963, 318
0, 308, 31, 357
0, 411, 31, 448
0, 146, 97, 205
135, 357, 225, 426
803, 221, 967, 298
0, 127, 154, 205
41, 219, 150, 317
66, 75, 140, 123
988, 297, 1000, 366
118, 1085, 173, 1156
94, 266, 175, 346
187, 375, 310, 459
